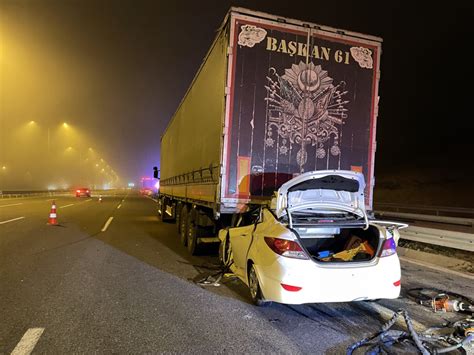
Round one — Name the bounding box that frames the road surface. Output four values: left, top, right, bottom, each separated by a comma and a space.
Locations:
1, 192, 472, 353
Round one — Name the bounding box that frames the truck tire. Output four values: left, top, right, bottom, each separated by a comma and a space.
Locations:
179, 205, 188, 246
186, 209, 198, 255
175, 203, 182, 234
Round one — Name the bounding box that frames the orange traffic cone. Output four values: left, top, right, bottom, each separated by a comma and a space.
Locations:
48, 200, 58, 225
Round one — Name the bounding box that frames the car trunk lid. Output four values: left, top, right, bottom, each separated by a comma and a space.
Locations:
275, 170, 366, 221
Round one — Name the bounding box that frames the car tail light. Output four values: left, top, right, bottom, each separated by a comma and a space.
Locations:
393, 280, 401, 287
379, 238, 397, 257
264, 237, 308, 259
76, 189, 80, 193
281, 283, 302, 292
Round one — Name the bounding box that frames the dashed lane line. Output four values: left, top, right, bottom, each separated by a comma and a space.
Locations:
59, 204, 75, 209
0, 216, 25, 225
0, 203, 23, 208
10, 327, 44, 355
101, 217, 114, 232
117, 204, 122, 209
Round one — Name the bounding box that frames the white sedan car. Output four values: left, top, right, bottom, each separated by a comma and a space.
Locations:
218, 170, 407, 306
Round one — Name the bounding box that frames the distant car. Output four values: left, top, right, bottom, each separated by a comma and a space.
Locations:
218, 170, 407, 306
140, 188, 153, 196
75, 187, 91, 197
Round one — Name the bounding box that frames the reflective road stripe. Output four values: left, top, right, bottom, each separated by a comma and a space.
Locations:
11, 328, 45, 355
0, 216, 25, 225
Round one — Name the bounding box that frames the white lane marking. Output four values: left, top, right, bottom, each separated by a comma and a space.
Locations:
399, 256, 474, 281
145, 196, 158, 203
11, 327, 45, 355
117, 204, 122, 209
101, 217, 114, 232
59, 204, 74, 209
0, 216, 25, 225
0, 203, 23, 208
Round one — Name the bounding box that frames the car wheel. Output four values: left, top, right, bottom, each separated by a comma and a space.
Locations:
179, 206, 188, 246
248, 264, 270, 307
186, 210, 198, 255
219, 231, 232, 267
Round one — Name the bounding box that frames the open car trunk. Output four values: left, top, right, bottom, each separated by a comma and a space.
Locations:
294, 225, 381, 263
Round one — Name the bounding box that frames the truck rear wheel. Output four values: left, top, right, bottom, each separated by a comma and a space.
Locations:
186, 209, 198, 255
179, 205, 188, 246
176, 203, 182, 234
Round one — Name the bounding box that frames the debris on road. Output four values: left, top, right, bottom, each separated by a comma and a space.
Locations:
407, 288, 474, 313
348, 304, 474, 354
196, 269, 237, 287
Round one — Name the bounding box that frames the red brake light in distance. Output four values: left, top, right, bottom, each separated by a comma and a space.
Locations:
380, 238, 397, 257
76, 189, 80, 193
264, 237, 308, 259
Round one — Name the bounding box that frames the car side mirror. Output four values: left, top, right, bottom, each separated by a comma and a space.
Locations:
153, 166, 159, 179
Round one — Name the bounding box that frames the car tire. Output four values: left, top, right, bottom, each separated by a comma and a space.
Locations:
248, 264, 270, 307
179, 205, 188, 246
186, 209, 198, 255
219, 231, 232, 267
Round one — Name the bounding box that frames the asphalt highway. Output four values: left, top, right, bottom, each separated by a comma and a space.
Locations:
1, 192, 472, 353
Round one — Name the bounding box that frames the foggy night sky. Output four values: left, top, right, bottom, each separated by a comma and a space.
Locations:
1, 1, 473, 201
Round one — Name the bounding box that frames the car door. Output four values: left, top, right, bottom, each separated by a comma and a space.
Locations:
229, 209, 260, 278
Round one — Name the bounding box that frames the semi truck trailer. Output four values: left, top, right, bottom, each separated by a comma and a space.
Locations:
157, 7, 383, 255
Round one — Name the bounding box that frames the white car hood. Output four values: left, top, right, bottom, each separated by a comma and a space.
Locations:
275, 170, 366, 219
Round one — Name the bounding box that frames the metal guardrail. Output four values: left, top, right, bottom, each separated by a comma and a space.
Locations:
0, 189, 122, 199
0, 191, 65, 199
400, 226, 474, 252
376, 211, 474, 227
375, 202, 474, 217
